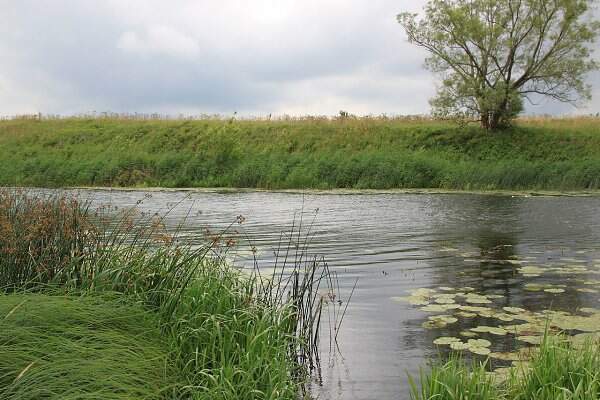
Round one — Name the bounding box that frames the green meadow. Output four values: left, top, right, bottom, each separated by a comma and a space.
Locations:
2, 116, 600, 190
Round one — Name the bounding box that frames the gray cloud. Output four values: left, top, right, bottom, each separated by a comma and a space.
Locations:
0, 1, 598, 116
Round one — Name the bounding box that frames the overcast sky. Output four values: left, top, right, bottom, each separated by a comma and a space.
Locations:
1, 1, 599, 117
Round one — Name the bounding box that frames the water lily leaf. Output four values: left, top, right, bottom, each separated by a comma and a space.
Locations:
489, 352, 520, 361
433, 336, 461, 345
518, 266, 545, 275
524, 284, 544, 292
487, 327, 508, 336
460, 330, 478, 338
434, 297, 456, 304
516, 335, 542, 344
465, 296, 492, 304
493, 313, 515, 322
422, 321, 445, 329
420, 304, 447, 312
468, 325, 507, 335
456, 311, 477, 318
409, 288, 437, 296
544, 288, 565, 294
503, 307, 527, 314
459, 305, 492, 313
469, 346, 491, 355
468, 339, 491, 348
577, 288, 598, 293
450, 341, 470, 351
429, 315, 458, 324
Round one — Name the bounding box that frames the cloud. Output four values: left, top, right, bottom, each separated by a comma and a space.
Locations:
117, 27, 201, 58
0, 1, 598, 116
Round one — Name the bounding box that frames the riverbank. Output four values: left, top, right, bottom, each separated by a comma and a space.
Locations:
0, 189, 326, 399
1, 116, 600, 190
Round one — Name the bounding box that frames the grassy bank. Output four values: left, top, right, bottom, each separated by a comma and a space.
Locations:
0, 189, 333, 399
411, 335, 600, 400
1, 116, 600, 190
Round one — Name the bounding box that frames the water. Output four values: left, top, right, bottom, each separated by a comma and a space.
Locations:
67, 189, 600, 400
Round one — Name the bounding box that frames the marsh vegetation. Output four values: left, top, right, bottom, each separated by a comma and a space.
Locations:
0, 189, 345, 399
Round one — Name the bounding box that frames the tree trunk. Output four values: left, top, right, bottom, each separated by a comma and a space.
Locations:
481, 111, 500, 130
480, 112, 490, 130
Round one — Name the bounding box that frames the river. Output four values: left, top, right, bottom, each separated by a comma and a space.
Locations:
66, 189, 600, 400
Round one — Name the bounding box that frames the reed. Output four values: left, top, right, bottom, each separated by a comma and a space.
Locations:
0, 189, 343, 399
409, 334, 600, 400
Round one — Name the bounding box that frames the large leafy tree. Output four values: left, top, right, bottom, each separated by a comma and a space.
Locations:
398, 0, 600, 130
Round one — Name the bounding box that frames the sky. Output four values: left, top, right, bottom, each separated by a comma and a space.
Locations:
1, 0, 599, 117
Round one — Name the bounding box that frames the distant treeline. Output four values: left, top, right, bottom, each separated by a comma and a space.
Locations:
1, 116, 600, 190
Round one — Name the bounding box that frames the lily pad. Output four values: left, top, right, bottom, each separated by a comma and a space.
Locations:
450, 341, 470, 351
420, 304, 447, 312
428, 315, 458, 324
456, 311, 477, 318
493, 313, 515, 322
489, 352, 520, 361
434, 297, 456, 304
468, 339, 491, 348
433, 336, 461, 345
465, 296, 492, 304
544, 288, 565, 294
469, 346, 491, 355
517, 335, 542, 345
470, 325, 507, 335
503, 306, 527, 314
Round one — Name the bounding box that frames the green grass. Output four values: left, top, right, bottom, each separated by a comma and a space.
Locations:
0, 293, 182, 400
0, 189, 330, 399
2, 116, 600, 190
410, 335, 600, 400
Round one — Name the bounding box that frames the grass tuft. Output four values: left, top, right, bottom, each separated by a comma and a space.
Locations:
410, 334, 600, 400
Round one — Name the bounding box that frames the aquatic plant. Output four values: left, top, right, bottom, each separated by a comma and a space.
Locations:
409, 353, 499, 400
0, 189, 344, 399
411, 334, 600, 400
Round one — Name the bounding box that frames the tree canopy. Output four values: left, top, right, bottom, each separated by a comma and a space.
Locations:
398, 0, 600, 130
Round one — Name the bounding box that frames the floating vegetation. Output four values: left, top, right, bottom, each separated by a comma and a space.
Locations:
516, 335, 543, 345
396, 245, 600, 363
411, 335, 600, 400
503, 307, 527, 314
468, 339, 491, 348
433, 337, 491, 355
470, 325, 508, 336
433, 337, 461, 345
423, 315, 458, 329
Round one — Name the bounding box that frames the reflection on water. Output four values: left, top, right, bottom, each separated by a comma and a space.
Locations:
58, 190, 600, 400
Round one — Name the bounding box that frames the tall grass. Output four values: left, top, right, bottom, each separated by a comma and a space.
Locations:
409, 354, 499, 400
410, 335, 600, 400
1, 116, 600, 190
0, 293, 182, 400
0, 189, 342, 399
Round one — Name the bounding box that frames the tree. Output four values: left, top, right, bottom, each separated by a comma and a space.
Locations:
398, 0, 600, 130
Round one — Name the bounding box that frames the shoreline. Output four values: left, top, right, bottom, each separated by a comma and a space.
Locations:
9, 185, 600, 197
